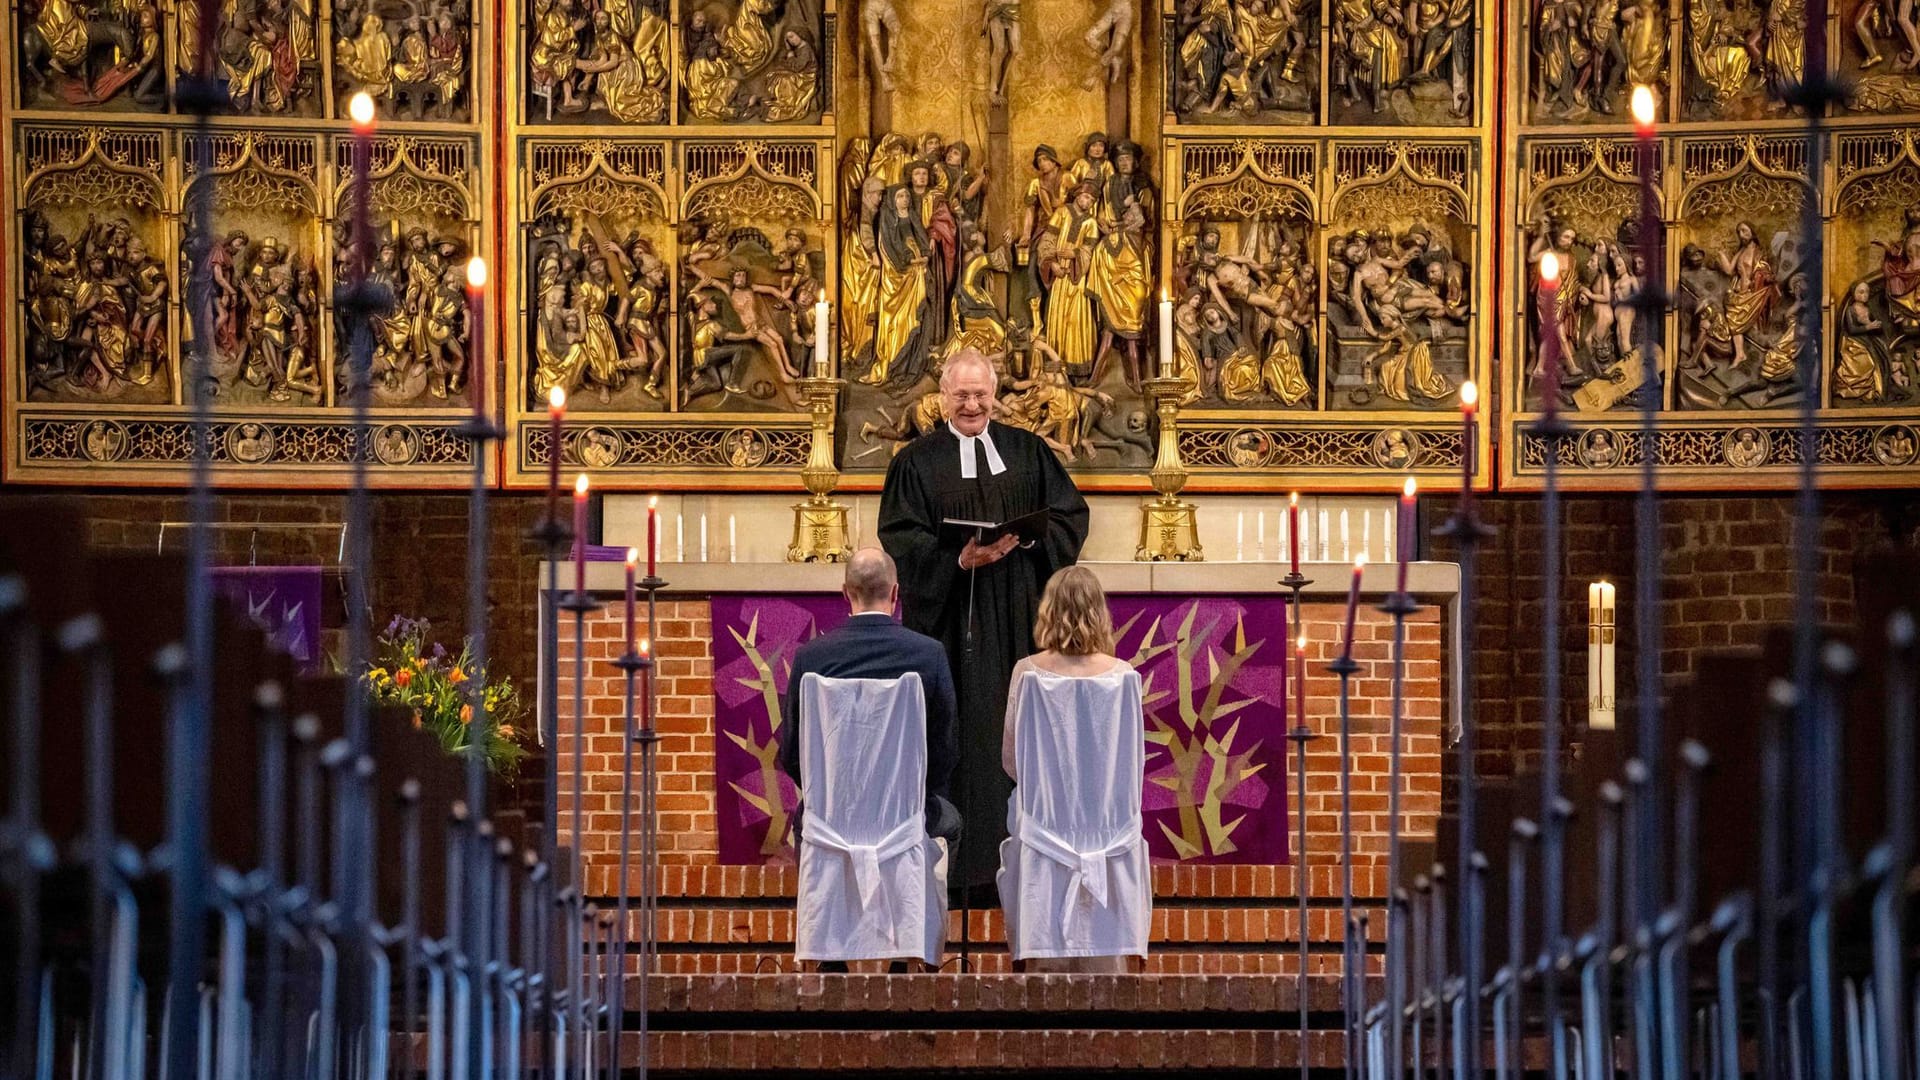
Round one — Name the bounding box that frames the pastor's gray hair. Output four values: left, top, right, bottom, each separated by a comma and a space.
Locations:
939, 349, 995, 390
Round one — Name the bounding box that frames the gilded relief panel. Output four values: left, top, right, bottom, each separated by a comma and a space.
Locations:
1324, 141, 1476, 411
335, 0, 475, 122
505, 135, 822, 484
330, 134, 483, 407
1168, 140, 1319, 410
15, 0, 167, 111
1678, 0, 1807, 121
1513, 137, 1664, 417
1831, 129, 1920, 409
680, 0, 824, 123
16, 126, 173, 405
1326, 0, 1475, 126
836, 131, 1159, 474
1671, 134, 1811, 410
1525, 0, 1668, 124
180, 131, 327, 408
1841, 0, 1920, 112
1166, 137, 1490, 485
524, 0, 673, 122
1170, 0, 1318, 122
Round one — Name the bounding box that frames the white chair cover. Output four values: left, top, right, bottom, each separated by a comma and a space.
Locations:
996, 666, 1150, 961
794, 672, 949, 965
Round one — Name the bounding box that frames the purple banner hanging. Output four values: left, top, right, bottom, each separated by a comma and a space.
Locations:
710, 594, 847, 864
211, 566, 325, 674
1111, 595, 1290, 866
710, 592, 1292, 866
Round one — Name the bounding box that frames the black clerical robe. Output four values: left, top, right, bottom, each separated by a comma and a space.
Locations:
876, 422, 1090, 887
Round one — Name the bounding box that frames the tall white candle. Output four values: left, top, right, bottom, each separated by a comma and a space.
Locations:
1319, 509, 1329, 561
729, 514, 737, 562
677, 514, 685, 562
1256, 512, 1265, 561
700, 514, 709, 562
1363, 510, 1372, 561
1236, 512, 1245, 561
1158, 299, 1174, 379
1340, 509, 1350, 561
813, 300, 830, 376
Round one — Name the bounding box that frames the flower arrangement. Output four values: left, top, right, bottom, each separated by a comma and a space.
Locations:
364, 615, 529, 775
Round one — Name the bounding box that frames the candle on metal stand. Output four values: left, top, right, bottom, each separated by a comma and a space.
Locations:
573, 473, 589, 596
1538, 251, 1563, 419
465, 256, 487, 420
1289, 493, 1301, 574
547, 386, 566, 523
1459, 381, 1479, 500
624, 548, 638, 653
676, 513, 685, 562
347, 93, 376, 282
1398, 478, 1417, 595
1340, 555, 1366, 662
813, 300, 830, 377
1278, 597, 1291, 726
639, 636, 653, 729
647, 495, 659, 578
1158, 297, 1175, 379
1295, 630, 1308, 733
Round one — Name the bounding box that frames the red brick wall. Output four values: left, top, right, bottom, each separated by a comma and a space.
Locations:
1434, 492, 1912, 789
552, 594, 1445, 972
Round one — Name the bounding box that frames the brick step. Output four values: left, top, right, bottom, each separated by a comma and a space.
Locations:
587, 862, 1408, 902
628, 1028, 1351, 1071
617, 902, 1393, 949
642, 952, 1373, 975
635, 973, 1350, 1016
610, 975, 1360, 1072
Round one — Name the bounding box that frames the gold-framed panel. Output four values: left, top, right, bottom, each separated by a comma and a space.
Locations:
1, 0, 499, 487
1161, 134, 1494, 489
502, 133, 835, 488
1500, 0, 1920, 490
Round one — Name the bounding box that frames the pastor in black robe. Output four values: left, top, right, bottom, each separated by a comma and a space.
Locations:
876, 420, 1090, 888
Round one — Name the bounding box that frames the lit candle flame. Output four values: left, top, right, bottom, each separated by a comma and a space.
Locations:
1297, 632, 1308, 652
1403, 476, 1417, 497
1630, 84, 1657, 129
348, 92, 376, 129
1354, 553, 1368, 570
1289, 491, 1299, 507
574, 473, 589, 497
1460, 380, 1479, 408
1540, 250, 1561, 285
465, 256, 488, 290
649, 494, 659, 508
548, 385, 566, 412
626, 547, 639, 567
640, 637, 651, 656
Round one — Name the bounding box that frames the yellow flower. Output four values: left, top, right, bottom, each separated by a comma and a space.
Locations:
414, 658, 428, 670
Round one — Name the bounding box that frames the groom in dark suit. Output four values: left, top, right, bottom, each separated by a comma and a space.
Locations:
778, 546, 962, 844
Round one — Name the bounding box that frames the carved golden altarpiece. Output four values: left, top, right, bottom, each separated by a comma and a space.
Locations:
7, 0, 1914, 490
3, 0, 496, 485
1503, 0, 1920, 488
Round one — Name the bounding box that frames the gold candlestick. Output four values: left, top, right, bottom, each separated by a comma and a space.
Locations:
1136, 374, 1203, 562
787, 374, 852, 563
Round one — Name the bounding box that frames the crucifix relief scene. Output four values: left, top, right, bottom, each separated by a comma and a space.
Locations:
1, 0, 1919, 1075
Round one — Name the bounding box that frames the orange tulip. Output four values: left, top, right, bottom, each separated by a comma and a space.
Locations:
460, 703, 473, 724
395, 669, 413, 688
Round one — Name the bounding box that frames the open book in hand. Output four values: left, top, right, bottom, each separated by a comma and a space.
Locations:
939, 508, 1050, 548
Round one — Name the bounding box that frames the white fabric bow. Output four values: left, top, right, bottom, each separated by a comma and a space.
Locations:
1018, 819, 1138, 942
952, 422, 1007, 479
801, 814, 925, 946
